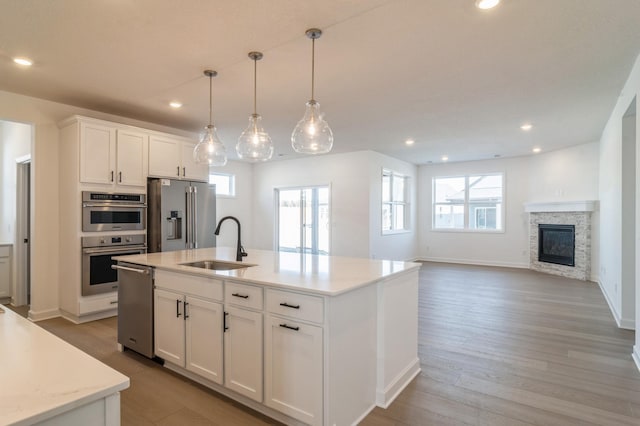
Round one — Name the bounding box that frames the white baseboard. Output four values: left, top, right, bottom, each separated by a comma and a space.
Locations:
28, 308, 60, 322
633, 346, 640, 372
60, 308, 117, 324
376, 357, 421, 409
596, 280, 635, 330
417, 256, 529, 269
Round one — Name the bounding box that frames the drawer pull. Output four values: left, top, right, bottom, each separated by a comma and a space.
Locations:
279, 323, 299, 331
224, 312, 229, 332
232, 293, 249, 299
279, 302, 300, 309
110, 300, 118, 305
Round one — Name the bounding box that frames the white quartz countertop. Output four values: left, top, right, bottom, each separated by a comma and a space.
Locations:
114, 247, 421, 296
0, 307, 129, 425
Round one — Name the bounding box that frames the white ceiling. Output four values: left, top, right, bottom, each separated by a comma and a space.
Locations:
1, 0, 639, 164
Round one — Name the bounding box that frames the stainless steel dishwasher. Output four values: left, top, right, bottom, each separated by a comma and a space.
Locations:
113, 262, 154, 358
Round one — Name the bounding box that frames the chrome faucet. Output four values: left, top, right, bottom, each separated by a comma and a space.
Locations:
214, 216, 248, 262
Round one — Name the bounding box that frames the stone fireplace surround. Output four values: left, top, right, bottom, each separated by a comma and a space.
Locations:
524, 201, 597, 281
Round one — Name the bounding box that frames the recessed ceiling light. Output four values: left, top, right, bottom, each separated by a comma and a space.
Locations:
13, 57, 33, 67
169, 101, 182, 109
405, 139, 415, 146
442, 155, 449, 162
494, 154, 501, 158
532, 147, 541, 153
475, 0, 500, 10
520, 123, 533, 131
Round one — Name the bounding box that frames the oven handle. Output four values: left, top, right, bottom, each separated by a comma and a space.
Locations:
82, 246, 147, 255
82, 203, 147, 208
111, 264, 150, 274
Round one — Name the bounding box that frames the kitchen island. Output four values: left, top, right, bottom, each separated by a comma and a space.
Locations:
115, 247, 420, 426
0, 305, 129, 425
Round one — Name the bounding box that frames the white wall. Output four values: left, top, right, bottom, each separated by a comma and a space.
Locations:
252, 151, 372, 258
597, 53, 640, 359
418, 142, 600, 271
0, 121, 32, 243
214, 160, 254, 248
252, 150, 418, 260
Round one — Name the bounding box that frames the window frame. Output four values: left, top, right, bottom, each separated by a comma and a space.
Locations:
382, 169, 410, 235
432, 173, 504, 233
209, 172, 236, 198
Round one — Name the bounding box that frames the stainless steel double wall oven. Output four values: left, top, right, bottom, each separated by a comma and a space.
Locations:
81, 191, 147, 296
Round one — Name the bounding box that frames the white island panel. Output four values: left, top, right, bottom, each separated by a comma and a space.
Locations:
0, 307, 129, 425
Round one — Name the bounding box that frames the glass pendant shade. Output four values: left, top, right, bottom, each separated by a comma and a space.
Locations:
194, 124, 227, 166
291, 100, 333, 154
237, 114, 274, 161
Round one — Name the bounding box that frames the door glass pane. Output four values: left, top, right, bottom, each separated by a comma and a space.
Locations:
278, 190, 301, 252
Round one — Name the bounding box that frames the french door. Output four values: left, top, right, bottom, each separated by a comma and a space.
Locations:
277, 186, 329, 254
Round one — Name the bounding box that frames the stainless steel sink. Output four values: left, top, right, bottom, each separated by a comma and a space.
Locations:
180, 260, 253, 271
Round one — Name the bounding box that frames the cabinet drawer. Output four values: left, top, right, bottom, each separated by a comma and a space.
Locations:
155, 270, 223, 301
0, 246, 11, 257
266, 289, 324, 324
79, 294, 118, 315
225, 281, 263, 310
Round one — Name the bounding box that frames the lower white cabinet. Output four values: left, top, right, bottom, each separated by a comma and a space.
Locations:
264, 315, 323, 426
154, 288, 223, 384
223, 306, 263, 402
0, 245, 11, 299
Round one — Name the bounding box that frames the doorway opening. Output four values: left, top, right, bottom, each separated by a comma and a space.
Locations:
276, 186, 330, 255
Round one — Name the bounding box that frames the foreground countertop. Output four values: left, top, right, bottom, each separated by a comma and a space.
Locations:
114, 247, 421, 296
0, 307, 130, 425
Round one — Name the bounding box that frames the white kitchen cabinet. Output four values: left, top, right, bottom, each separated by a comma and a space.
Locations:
224, 305, 263, 402
264, 316, 323, 426
154, 287, 224, 384
0, 245, 11, 299
79, 121, 147, 187
149, 135, 208, 182
154, 288, 185, 365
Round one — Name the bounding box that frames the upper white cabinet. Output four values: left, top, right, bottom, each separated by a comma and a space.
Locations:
149, 135, 208, 182
79, 121, 147, 187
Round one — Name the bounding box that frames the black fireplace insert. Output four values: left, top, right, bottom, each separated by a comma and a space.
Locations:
538, 224, 575, 267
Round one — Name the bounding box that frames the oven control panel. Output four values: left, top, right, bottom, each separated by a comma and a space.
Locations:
82, 234, 146, 248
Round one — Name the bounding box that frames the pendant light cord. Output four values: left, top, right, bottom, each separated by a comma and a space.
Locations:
310, 37, 316, 102
208, 75, 213, 126
253, 57, 258, 115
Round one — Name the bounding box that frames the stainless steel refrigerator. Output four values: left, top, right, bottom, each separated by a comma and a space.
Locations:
147, 178, 216, 252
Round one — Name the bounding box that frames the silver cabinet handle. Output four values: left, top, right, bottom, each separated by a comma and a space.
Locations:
111, 265, 149, 274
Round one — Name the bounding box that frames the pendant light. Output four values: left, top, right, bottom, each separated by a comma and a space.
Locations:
193, 69, 227, 167
236, 51, 274, 161
291, 28, 333, 154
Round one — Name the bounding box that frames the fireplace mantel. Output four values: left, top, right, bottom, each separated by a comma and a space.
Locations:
524, 200, 598, 213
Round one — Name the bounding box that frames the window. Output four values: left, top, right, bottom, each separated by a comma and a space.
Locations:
432, 173, 503, 231
276, 186, 330, 255
209, 172, 235, 197
382, 170, 409, 233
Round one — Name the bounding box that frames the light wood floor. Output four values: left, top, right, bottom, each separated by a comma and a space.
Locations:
22, 263, 640, 425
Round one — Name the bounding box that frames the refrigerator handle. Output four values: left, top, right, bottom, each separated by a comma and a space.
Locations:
192, 186, 198, 248
185, 189, 192, 249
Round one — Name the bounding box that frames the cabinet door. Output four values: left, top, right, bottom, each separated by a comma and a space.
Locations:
265, 316, 323, 426
224, 306, 263, 402
116, 129, 147, 187
80, 122, 116, 184
149, 135, 181, 178
186, 296, 223, 385
154, 288, 185, 366
181, 140, 209, 182
0, 256, 10, 298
